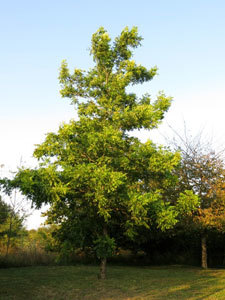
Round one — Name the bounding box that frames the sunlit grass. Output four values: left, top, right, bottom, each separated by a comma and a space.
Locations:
1, 265, 225, 299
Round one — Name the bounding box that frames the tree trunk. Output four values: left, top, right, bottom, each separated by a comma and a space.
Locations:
98, 225, 107, 279
5, 214, 13, 257
201, 235, 207, 269
6, 235, 11, 257
99, 257, 107, 279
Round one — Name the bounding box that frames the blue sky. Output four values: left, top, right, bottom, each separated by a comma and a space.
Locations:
1, 0, 225, 228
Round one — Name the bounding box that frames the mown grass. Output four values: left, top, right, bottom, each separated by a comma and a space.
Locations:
1, 265, 225, 299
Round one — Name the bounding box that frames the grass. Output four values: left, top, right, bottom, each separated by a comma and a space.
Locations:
1, 265, 225, 299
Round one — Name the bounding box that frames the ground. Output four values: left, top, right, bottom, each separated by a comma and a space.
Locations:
1, 265, 225, 299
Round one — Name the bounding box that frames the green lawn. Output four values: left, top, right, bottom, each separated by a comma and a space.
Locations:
1, 265, 225, 299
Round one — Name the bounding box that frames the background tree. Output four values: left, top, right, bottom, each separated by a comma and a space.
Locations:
24, 226, 57, 254
9, 27, 185, 278
0, 190, 27, 256
171, 130, 225, 268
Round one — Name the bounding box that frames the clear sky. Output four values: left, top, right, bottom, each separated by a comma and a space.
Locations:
1, 0, 225, 228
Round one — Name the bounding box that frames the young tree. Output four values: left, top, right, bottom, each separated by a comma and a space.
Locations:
5, 191, 28, 256
0, 191, 27, 256
11, 27, 182, 278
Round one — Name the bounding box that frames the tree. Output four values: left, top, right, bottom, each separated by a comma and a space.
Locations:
11, 27, 182, 278
171, 131, 225, 268
0, 191, 27, 256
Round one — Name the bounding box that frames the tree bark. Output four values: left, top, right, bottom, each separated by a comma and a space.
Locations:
201, 235, 207, 269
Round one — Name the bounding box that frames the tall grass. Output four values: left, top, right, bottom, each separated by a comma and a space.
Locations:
0, 248, 56, 268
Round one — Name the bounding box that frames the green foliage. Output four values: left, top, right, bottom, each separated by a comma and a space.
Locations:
156, 205, 178, 231
0, 196, 9, 225
176, 190, 200, 216
25, 226, 57, 253
94, 236, 116, 259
